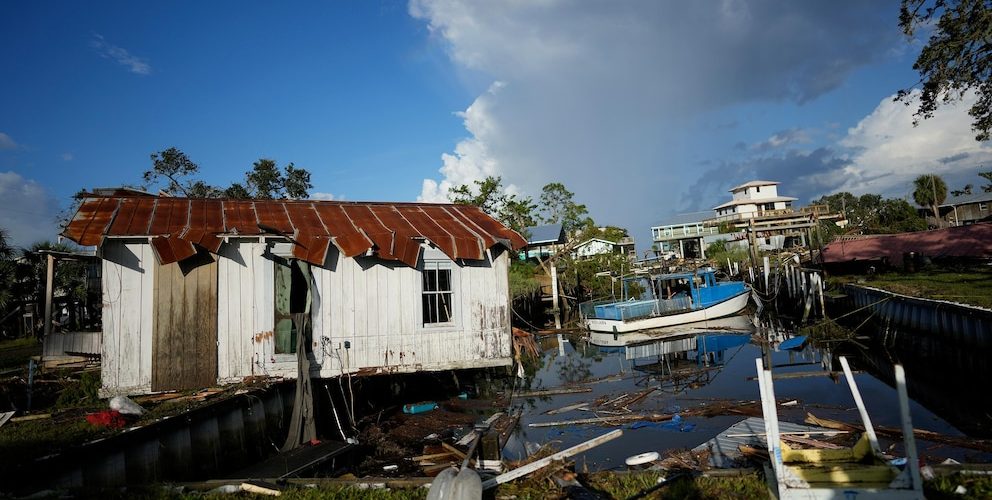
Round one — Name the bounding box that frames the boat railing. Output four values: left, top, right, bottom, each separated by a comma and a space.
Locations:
581, 296, 693, 322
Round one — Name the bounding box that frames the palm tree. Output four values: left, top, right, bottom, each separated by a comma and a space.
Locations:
912, 174, 948, 228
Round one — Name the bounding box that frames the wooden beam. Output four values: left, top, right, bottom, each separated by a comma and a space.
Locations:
481, 429, 622, 489
43, 253, 54, 338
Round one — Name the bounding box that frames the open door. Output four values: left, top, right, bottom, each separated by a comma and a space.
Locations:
151, 252, 218, 392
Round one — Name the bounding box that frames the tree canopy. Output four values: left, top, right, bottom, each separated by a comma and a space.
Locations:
811, 191, 927, 234
898, 0, 992, 141
912, 173, 948, 225
448, 176, 538, 235
538, 182, 592, 235
142, 148, 313, 199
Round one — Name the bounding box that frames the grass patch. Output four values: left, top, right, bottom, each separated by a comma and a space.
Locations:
831, 266, 992, 309
924, 473, 992, 499
586, 471, 769, 499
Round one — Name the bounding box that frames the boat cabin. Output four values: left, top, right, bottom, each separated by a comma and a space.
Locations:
581, 269, 747, 323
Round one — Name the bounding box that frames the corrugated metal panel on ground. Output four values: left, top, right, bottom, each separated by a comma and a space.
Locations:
693, 416, 834, 468
822, 222, 992, 266
63, 196, 527, 267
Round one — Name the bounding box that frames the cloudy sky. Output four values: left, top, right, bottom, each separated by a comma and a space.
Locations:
1, 1, 989, 249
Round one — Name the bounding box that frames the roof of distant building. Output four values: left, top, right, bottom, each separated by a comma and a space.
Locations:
653, 211, 713, 228
524, 223, 565, 245
713, 196, 797, 210
939, 190, 992, 207
729, 180, 780, 192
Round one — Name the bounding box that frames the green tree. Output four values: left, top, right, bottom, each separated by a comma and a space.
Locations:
141, 148, 313, 200
284, 164, 313, 199
898, 0, 992, 141
0, 228, 16, 311
448, 176, 538, 234
981, 170, 992, 192
812, 191, 927, 234
951, 184, 973, 197
912, 174, 948, 225
539, 182, 591, 235
144, 147, 201, 196
246, 159, 285, 199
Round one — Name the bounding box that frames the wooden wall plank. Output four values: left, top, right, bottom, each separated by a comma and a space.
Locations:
101, 244, 120, 391
138, 244, 154, 388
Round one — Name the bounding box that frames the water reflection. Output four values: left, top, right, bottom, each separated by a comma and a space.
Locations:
504, 313, 991, 470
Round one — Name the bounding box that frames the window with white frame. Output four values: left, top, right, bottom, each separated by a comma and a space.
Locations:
980, 202, 988, 211
422, 262, 454, 325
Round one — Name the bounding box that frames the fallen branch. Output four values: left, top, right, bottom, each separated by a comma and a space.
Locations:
516, 387, 593, 398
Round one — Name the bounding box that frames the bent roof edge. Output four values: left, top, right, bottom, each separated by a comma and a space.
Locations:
62, 195, 526, 268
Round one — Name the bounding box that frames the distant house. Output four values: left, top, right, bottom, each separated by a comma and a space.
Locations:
572, 238, 633, 259
711, 180, 797, 222
651, 211, 723, 259
62, 194, 526, 396
521, 223, 566, 261
939, 191, 992, 226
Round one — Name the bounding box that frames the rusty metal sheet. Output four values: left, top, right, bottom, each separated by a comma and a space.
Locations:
419, 205, 486, 260
148, 198, 189, 236
450, 205, 526, 249
284, 203, 328, 236
255, 201, 293, 234
62, 195, 522, 266
312, 204, 374, 257
64, 198, 119, 246
150, 236, 197, 265
369, 206, 423, 266
222, 200, 258, 235
340, 205, 398, 262
292, 234, 332, 266
395, 206, 460, 260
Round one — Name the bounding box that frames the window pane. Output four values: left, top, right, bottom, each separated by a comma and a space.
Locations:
438, 292, 451, 323
423, 269, 437, 292
437, 269, 451, 292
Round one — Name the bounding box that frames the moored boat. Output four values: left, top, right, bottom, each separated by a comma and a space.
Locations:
580, 268, 750, 334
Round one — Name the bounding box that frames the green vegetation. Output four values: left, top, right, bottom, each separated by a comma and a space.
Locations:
705, 239, 750, 272
142, 147, 314, 199
898, 0, 992, 141
509, 260, 542, 299
830, 266, 992, 309
54, 370, 101, 408
587, 471, 769, 499
925, 472, 992, 500
912, 174, 948, 225
449, 176, 538, 234
810, 192, 927, 236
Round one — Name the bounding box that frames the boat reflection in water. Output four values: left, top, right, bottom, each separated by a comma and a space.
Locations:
588, 314, 754, 391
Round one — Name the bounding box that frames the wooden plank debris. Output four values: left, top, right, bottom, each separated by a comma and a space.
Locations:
516, 387, 592, 398
481, 429, 622, 490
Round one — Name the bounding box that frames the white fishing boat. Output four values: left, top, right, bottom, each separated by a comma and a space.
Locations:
580, 268, 750, 334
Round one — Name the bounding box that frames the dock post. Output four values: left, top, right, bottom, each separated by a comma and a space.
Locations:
551, 261, 561, 330
43, 253, 54, 339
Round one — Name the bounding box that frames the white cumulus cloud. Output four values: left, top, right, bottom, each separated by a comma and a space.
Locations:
409, 1, 900, 234
0, 171, 61, 248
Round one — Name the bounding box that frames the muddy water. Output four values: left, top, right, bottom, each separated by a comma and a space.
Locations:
502, 314, 991, 471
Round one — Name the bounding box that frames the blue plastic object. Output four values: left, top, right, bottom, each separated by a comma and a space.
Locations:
402, 402, 439, 414
779, 336, 807, 351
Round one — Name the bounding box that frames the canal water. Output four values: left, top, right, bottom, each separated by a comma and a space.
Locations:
501, 313, 991, 470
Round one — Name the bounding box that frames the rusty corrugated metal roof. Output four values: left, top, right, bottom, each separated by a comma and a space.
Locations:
63, 195, 527, 267
822, 222, 992, 266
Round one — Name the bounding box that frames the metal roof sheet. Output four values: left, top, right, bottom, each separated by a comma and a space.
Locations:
822, 222, 992, 265
63, 196, 526, 267
940, 190, 992, 207
729, 180, 780, 192
524, 223, 565, 245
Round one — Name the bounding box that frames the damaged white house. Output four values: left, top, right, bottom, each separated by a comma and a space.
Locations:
63, 194, 526, 396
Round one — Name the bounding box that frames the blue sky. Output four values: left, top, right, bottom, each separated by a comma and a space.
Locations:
2, 1, 990, 249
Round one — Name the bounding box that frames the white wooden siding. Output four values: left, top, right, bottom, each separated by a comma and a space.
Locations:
100, 240, 154, 396
101, 239, 512, 394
